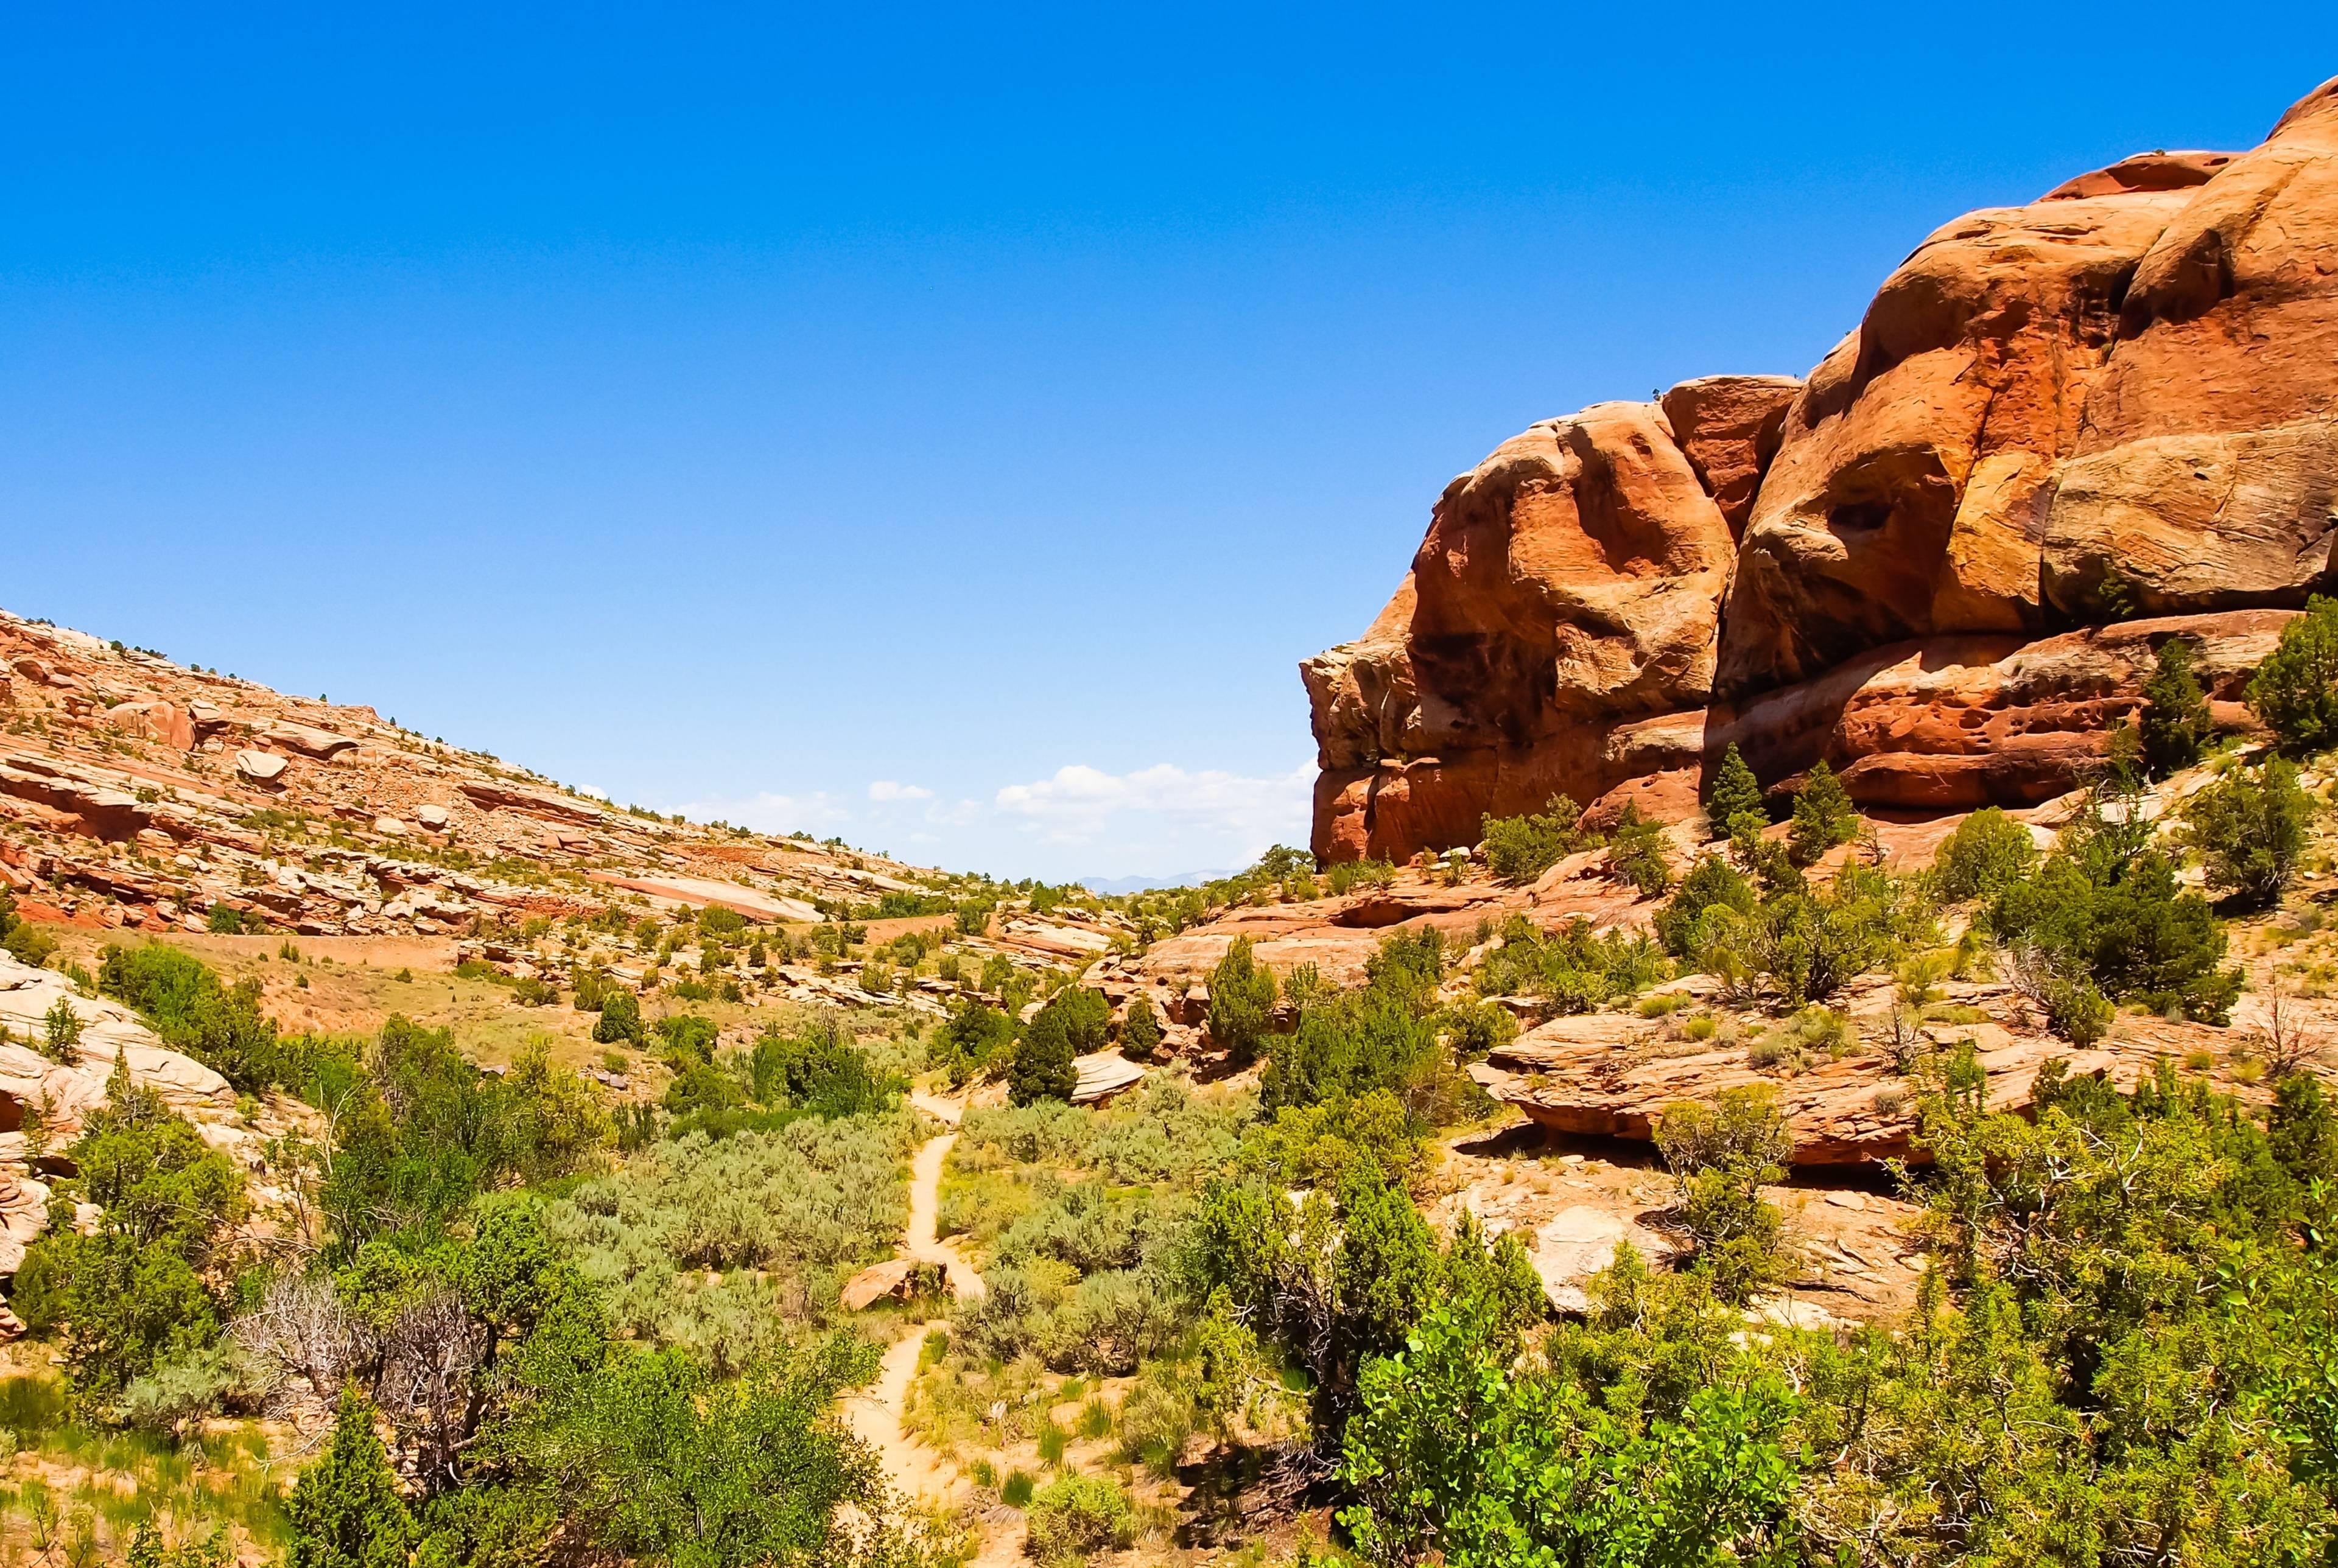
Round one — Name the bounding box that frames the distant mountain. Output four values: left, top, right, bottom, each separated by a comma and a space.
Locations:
1079, 868, 1241, 897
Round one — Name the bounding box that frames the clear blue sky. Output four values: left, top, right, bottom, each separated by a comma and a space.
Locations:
5, 7, 2331, 880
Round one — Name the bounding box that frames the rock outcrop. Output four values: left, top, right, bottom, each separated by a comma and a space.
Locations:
1309, 79, 2338, 862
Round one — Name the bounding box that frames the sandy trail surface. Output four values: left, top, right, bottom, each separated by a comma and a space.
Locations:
848, 1092, 1023, 1564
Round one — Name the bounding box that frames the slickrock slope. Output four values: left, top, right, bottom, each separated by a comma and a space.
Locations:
1308, 79, 2338, 863
0, 609, 946, 942
0, 948, 257, 1280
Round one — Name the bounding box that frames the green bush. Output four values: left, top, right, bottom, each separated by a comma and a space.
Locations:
1785, 759, 1859, 867
2140, 635, 2214, 774
1655, 1085, 1792, 1304
1723, 863, 1926, 1006
1605, 803, 1673, 895
39, 998, 83, 1062
933, 999, 1014, 1087
1025, 1475, 1136, 1563
1654, 855, 1757, 957
1043, 985, 1113, 1054
2186, 755, 2314, 908
0, 884, 58, 968
591, 989, 642, 1046
2248, 594, 2338, 752
746, 1017, 896, 1118
1010, 1010, 1078, 1105
12, 1077, 245, 1394
1120, 995, 1163, 1061
286, 1390, 418, 1568
204, 905, 252, 935
1989, 796, 2241, 1021
1473, 915, 1665, 1013
1206, 937, 1277, 1063
1481, 794, 1584, 884
97, 943, 286, 1091
1933, 806, 2039, 905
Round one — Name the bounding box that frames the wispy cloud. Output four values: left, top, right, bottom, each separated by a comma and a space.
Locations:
672, 760, 1313, 879
992, 761, 1313, 861
672, 789, 853, 835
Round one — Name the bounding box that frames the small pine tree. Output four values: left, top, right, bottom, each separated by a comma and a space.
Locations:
286, 1391, 417, 1568
1207, 937, 1279, 1064
1785, 760, 1859, 867
1120, 995, 1164, 1062
1703, 744, 1767, 839
2140, 636, 2213, 774
2248, 595, 2338, 754
1009, 1009, 1078, 1105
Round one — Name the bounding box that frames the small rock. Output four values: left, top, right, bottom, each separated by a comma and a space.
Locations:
234, 749, 287, 784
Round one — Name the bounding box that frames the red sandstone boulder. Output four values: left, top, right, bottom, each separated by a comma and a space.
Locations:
1409, 402, 1738, 747
2041, 84, 2338, 619
1716, 183, 2197, 695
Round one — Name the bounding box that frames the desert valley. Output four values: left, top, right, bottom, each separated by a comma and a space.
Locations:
2, 65, 2338, 1568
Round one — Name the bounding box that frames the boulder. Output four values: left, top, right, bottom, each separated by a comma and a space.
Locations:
105, 700, 195, 751
415, 803, 452, 830
1716, 180, 2196, 695
840, 1256, 941, 1311
234, 749, 287, 784
1409, 402, 1739, 747
261, 723, 358, 761
1528, 1204, 1681, 1314
1071, 1051, 1145, 1106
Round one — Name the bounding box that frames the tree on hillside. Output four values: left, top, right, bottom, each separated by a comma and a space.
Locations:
2248, 595, 2338, 753
286, 1391, 418, 1568
1009, 1009, 1077, 1105
2141, 635, 2214, 774
1120, 995, 1163, 1062
1207, 938, 1278, 1064
1785, 760, 1859, 867
2186, 755, 2315, 908
1704, 743, 1767, 840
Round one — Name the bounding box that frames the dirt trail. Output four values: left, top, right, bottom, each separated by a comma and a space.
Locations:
849, 1092, 1023, 1564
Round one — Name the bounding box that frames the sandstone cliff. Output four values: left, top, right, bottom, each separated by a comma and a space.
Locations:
1308, 79, 2338, 863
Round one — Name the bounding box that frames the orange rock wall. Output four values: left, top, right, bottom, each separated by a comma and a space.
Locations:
1309, 80, 2338, 863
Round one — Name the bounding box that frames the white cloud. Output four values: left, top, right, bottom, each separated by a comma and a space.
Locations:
672, 789, 853, 836
992, 760, 1313, 864
665, 761, 1312, 881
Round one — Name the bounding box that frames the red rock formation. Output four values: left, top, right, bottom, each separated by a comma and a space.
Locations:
1310, 77, 2338, 863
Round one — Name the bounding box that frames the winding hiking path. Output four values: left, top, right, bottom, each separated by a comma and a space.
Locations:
849, 1091, 1022, 1564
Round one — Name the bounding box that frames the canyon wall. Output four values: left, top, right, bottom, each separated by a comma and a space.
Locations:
1307, 78, 2338, 863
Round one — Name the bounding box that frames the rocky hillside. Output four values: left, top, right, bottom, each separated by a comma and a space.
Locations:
0, 607, 1144, 1009
1306, 76, 2338, 863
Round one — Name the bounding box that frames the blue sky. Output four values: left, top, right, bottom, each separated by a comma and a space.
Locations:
5, 7, 2331, 880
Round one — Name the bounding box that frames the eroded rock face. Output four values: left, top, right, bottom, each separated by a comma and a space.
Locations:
1310, 76, 2338, 863
1409, 402, 1739, 749
1658, 376, 1801, 537
1716, 184, 2195, 693
2041, 87, 2338, 619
